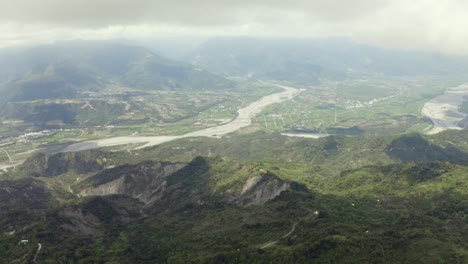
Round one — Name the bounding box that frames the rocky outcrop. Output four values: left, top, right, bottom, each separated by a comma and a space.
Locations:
79, 161, 186, 205
237, 173, 292, 206
79, 158, 299, 209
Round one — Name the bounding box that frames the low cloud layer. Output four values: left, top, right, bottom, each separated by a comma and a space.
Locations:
1, 0, 468, 55
0, 0, 388, 26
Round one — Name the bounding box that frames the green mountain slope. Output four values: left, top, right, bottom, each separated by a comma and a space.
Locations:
0, 131, 467, 263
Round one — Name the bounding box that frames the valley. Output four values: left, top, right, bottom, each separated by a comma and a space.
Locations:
0, 39, 467, 263
1, 75, 464, 167
62, 83, 301, 152
1, 76, 467, 169
0, 80, 280, 164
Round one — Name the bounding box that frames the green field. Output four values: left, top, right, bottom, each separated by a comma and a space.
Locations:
255, 76, 465, 135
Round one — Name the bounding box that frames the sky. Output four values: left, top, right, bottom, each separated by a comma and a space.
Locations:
1, 0, 468, 55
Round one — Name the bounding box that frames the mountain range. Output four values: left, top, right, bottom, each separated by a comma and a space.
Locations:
0, 42, 233, 103
2, 38, 468, 104
187, 38, 468, 83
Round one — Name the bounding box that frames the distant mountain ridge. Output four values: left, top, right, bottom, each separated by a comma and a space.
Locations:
187, 37, 468, 84
0, 41, 233, 103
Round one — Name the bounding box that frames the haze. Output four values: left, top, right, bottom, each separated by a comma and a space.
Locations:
1, 0, 468, 55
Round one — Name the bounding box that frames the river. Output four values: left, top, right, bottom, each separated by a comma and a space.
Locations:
62, 84, 301, 152
280, 133, 330, 139
421, 82, 468, 134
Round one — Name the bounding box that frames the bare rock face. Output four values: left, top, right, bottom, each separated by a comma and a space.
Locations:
79, 161, 186, 205
238, 174, 291, 206
77, 158, 302, 211
81, 176, 127, 197
241, 175, 264, 194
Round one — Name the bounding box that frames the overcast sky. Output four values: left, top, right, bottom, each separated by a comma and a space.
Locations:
1, 0, 468, 55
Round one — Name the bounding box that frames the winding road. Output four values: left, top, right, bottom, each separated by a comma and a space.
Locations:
260, 221, 299, 249
33, 243, 41, 263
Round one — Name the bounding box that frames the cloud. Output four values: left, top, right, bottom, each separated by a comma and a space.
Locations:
0, 0, 387, 27
0, 0, 467, 55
